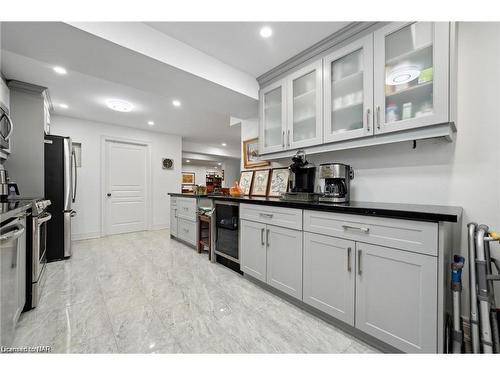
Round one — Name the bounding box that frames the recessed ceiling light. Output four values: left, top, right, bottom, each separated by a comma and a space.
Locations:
186, 159, 190, 163
147, 121, 155, 126
217, 162, 222, 166
221, 143, 227, 147
260, 26, 273, 38
172, 100, 181, 107
106, 99, 134, 112
59, 103, 68, 109
53, 66, 67, 75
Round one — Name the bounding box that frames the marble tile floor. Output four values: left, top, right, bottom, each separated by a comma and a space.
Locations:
12, 230, 379, 354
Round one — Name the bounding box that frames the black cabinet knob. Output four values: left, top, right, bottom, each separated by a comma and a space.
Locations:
107, 193, 111, 197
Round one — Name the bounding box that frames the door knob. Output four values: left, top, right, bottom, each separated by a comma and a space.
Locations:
107, 193, 111, 197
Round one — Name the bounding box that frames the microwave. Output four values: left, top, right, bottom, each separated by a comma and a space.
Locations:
0, 105, 13, 152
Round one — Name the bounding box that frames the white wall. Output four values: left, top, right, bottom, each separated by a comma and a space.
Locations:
244, 23, 500, 315
221, 158, 240, 187
50, 115, 182, 239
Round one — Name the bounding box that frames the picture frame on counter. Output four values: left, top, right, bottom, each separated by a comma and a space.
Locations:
243, 137, 270, 169
239, 170, 254, 196
182, 172, 195, 185
250, 169, 270, 197
268, 168, 290, 197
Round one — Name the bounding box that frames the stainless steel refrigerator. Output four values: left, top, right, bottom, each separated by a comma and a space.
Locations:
44, 134, 77, 261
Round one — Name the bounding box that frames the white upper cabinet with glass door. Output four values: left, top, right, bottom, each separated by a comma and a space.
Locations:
259, 79, 287, 154
286, 60, 323, 150
323, 34, 374, 143
374, 22, 450, 134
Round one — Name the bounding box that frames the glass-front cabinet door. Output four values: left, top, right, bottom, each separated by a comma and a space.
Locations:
323, 34, 374, 143
373, 22, 450, 134
286, 60, 323, 150
259, 79, 287, 154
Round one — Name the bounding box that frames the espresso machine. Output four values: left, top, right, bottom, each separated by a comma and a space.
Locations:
281, 150, 318, 202
319, 163, 354, 203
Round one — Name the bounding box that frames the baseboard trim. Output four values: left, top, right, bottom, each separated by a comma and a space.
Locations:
72, 232, 101, 241
151, 224, 168, 231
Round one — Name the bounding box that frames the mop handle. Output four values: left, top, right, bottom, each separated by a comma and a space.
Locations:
451, 255, 465, 290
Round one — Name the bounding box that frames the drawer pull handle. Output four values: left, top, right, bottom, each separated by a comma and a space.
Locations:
260, 213, 274, 219
183, 228, 189, 233
358, 249, 362, 275
342, 224, 369, 233
347, 247, 352, 272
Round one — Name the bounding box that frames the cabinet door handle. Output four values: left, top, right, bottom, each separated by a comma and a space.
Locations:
342, 224, 369, 233
259, 213, 273, 219
261, 228, 265, 246
266, 229, 270, 247
347, 247, 352, 272
366, 108, 371, 132
358, 249, 362, 275
287, 129, 290, 147
282, 130, 285, 148
376, 106, 381, 130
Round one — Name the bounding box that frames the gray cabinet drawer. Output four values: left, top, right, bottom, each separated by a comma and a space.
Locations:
177, 198, 197, 221
303, 210, 438, 256
240, 203, 302, 230
178, 218, 196, 245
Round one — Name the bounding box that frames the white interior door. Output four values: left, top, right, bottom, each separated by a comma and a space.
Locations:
105, 140, 148, 235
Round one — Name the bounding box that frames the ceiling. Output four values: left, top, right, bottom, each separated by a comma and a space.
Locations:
1, 22, 349, 150
145, 22, 350, 77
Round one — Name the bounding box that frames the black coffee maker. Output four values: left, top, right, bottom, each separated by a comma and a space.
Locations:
288, 150, 316, 200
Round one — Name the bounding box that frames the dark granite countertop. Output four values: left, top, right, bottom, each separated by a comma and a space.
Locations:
0, 198, 37, 223
207, 196, 462, 223
168, 193, 208, 198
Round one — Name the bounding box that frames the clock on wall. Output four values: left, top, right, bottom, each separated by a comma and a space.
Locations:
162, 158, 173, 169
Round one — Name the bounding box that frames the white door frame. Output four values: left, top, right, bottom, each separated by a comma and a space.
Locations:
100, 135, 153, 237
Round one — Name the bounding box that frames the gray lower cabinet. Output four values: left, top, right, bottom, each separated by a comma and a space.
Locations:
354, 242, 438, 353
240, 219, 303, 299
303, 232, 355, 325
240, 219, 267, 282
266, 224, 303, 300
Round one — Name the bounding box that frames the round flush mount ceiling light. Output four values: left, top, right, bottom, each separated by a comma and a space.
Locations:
147, 121, 155, 126
221, 142, 227, 147
53, 66, 67, 75
386, 65, 421, 85
217, 162, 222, 166
59, 103, 69, 109
259, 26, 273, 38
106, 99, 134, 112
172, 99, 181, 107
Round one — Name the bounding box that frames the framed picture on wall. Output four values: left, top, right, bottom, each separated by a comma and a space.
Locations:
239, 170, 254, 195
268, 168, 290, 197
243, 138, 270, 169
250, 169, 270, 197
182, 172, 195, 185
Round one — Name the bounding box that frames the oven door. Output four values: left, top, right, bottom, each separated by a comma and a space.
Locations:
33, 212, 51, 284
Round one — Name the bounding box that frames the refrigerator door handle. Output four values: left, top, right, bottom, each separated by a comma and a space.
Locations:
72, 150, 77, 203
